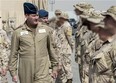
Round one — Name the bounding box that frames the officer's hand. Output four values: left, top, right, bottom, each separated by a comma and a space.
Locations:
12, 75, 18, 83
1, 68, 7, 76
51, 70, 58, 79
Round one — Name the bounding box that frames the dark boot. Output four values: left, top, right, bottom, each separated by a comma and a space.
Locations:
66, 79, 72, 83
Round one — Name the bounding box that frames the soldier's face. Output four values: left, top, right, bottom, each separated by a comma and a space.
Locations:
89, 23, 99, 33
26, 14, 39, 26
58, 18, 65, 25
98, 28, 109, 41
55, 13, 61, 17
40, 17, 48, 23
74, 9, 83, 15
56, 20, 61, 27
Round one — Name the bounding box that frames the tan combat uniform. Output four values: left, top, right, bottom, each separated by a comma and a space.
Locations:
73, 3, 95, 82
87, 36, 103, 83
8, 23, 58, 83
0, 29, 10, 83
54, 21, 74, 83
89, 37, 116, 83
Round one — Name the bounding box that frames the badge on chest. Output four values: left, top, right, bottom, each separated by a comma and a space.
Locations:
39, 29, 46, 33
20, 31, 28, 36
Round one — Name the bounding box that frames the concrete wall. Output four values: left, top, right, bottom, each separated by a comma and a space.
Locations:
1, 0, 27, 27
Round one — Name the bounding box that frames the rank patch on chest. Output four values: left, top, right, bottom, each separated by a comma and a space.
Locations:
20, 31, 28, 36
39, 29, 46, 33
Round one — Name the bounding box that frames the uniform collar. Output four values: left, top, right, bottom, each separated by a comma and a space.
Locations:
102, 35, 116, 45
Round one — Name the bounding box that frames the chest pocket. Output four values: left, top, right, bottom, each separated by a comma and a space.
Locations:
92, 52, 109, 73
37, 32, 47, 42
20, 34, 33, 46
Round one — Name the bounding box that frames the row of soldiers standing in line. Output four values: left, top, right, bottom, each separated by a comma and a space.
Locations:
0, 1, 116, 83
73, 2, 116, 83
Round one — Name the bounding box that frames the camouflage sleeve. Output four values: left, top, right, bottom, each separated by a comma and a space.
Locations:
109, 43, 116, 78
47, 29, 58, 70
3, 30, 11, 48
75, 33, 81, 63
8, 31, 19, 77
1, 49, 9, 69
0, 30, 10, 70
64, 26, 74, 51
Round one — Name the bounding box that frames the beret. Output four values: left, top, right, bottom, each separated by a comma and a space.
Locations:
38, 9, 48, 18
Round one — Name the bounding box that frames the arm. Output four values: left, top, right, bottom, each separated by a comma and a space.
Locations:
64, 26, 74, 51
47, 29, 58, 70
1, 31, 10, 69
8, 31, 19, 77
109, 45, 116, 78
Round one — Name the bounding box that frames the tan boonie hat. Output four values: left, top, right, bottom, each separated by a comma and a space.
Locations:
58, 12, 69, 20
87, 10, 104, 24
55, 9, 62, 14
102, 6, 116, 21
80, 8, 94, 19
73, 2, 93, 12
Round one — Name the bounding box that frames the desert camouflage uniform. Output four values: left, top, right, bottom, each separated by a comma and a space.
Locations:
89, 37, 116, 83
54, 21, 74, 83
86, 36, 103, 83
89, 6, 116, 83
79, 25, 97, 83
0, 29, 10, 83
74, 4, 94, 82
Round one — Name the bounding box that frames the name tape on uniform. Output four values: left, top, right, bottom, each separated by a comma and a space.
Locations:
39, 29, 46, 33
20, 31, 28, 36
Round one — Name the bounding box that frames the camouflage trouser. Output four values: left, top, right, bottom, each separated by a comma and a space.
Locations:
81, 71, 89, 83
91, 75, 115, 83
0, 74, 8, 83
56, 54, 73, 83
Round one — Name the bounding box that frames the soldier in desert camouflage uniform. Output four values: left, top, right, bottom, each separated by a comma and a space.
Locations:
0, 15, 10, 83
82, 10, 105, 83
54, 12, 74, 83
86, 6, 116, 83
73, 2, 95, 83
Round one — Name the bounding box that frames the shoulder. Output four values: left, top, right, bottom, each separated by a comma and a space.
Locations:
63, 21, 71, 28
15, 24, 25, 31
13, 24, 26, 36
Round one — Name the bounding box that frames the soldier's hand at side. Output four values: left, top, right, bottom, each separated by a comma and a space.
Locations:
1, 68, 7, 76
12, 75, 18, 83
51, 70, 58, 79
